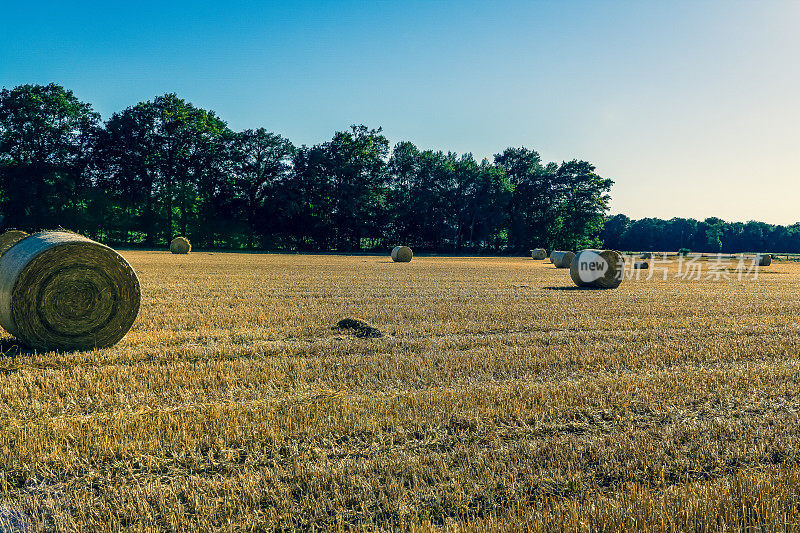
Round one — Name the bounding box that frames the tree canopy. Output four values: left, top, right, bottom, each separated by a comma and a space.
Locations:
0, 83, 617, 252
601, 215, 800, 254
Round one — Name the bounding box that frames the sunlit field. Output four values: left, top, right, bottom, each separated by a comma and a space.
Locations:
2, 252, 800, 531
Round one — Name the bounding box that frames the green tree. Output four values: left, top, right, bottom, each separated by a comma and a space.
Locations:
698, 217, 724, 253
230, 128, 294, 248
274, 145, 334, 250
99, 94, 230, 245
446, 154, 512, 250
552, 160, 613, 250
96, 102, 160, 243
0, 83, 100, 231
493, 147, 551, 251
386, 140, 421, 244
324, 125, 389, 250
600, 214, 630, 250
467, 160, 512, 249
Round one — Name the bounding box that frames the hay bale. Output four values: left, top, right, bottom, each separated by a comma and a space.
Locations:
0, 230, 28, 256
391, 246, 413, 262
0, 231, 140, 351
640, 252, 651, 259
549, 250, 575, 268
170, 236, 191, 254
569, 249, 625, 289
634, 261, 649, 269
531, 248, 547, 260
757, 254, 772, 267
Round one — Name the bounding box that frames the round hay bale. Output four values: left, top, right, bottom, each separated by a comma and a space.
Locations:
531, 248, 547, 260
640, 252, 652, 259
634, 261, 649, 269
0, 231, 140, 351
391, 246, 413, 262
170, 236, 191, 254
757, 254, 772, 267
569, 249, 625, 289
549, 250, 575, 268
0, 230, 28, 256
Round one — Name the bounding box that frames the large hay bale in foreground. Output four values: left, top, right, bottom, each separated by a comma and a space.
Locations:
391, 246, 413, 262
549, 250, 575, 268
531, 248, 547, 260
757, 254, 772, 267
170, 236, 191, 254
570, 249, 625, 289
0, 230, 28, 256
0, 231, 140, 351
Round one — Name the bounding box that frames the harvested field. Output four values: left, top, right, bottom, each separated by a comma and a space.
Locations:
1, 252, 799, 531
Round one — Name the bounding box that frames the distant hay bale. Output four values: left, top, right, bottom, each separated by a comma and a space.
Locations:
391, 246, 413, 262
549, 251, 575, 268
170, 236, 191, 254
757, 254, 772, 267
0, 230, 28, 256
634, 261, 649, 269
0, 231, 140, 351
569, 249, 625, 289
640, 252, 652, 259
531, 248, 547, 260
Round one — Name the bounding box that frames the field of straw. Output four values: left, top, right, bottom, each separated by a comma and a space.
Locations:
1, 252, 800, 531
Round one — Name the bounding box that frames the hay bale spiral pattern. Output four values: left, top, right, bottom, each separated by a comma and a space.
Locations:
0, 231, 140, 351
0, 230, 28, 256
391, 246, 413, 262
569, 249, 625, 289
549, 251, 575, 268
170, 236, 191, 254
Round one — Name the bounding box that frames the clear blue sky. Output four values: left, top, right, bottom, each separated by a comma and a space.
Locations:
2, 1, 799, 224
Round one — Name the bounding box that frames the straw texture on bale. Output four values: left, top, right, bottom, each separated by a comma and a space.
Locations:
0, 231, 140, 351
0, 230, 28, 256
531, 248, 547, 260
758, 254, 772, 267
391, 246, 413, 262
549, 250, 575, 268
634, 261, 649, 269
569, 249, 625, 289
170, 236, 191, 254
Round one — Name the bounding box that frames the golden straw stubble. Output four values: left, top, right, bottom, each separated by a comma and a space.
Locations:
0, 231, 140, 351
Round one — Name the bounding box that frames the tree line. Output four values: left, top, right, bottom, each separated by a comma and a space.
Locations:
0, 83, 613, 253
602, 215, 800, 254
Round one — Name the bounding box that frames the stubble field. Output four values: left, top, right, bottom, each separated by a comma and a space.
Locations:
1, 252, 800, 531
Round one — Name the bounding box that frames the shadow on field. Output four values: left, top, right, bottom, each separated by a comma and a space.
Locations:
542, 286, 603, 291
332, 318, 383, 339
0, 338, 37, 357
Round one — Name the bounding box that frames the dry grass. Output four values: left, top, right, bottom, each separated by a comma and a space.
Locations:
1, 252, 799, 531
